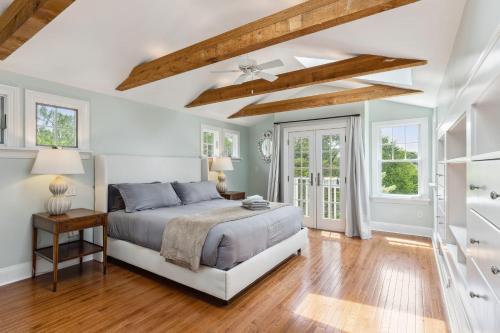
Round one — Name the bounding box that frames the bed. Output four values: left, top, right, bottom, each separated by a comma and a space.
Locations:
94, 154, 307, 301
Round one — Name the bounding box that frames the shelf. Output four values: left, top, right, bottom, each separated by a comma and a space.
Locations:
448, 225, 467, 255
471, 151, 500, 161
446, 157, 468, 164
35, 240, 103, 263
446, 243, 467, 282
471, 73, 500, 157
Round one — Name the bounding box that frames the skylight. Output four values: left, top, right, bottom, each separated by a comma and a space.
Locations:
294, 56, 413, 86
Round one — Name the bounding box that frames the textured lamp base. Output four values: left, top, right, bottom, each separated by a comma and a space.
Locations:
47, 176, 72, 215
216, 171, 228, 193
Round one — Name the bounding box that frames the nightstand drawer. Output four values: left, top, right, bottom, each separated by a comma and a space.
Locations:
59, 217, 104, 232
221, 191, 245, 200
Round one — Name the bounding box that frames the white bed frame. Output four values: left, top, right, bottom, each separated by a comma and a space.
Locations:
94, 154, 307, 301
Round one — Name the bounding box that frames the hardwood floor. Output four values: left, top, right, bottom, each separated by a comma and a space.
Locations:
0, 230, 448, 332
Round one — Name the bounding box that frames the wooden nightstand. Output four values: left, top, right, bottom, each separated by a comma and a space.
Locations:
220, 191, 245, 200
32, 208, 107, 291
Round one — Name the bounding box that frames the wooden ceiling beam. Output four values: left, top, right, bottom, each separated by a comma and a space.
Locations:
116, 0, 419, 91
228, 84, 421, 119
186, 54, 426, 107
0, 0, 74, 60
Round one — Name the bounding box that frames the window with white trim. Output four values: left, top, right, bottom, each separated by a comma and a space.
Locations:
201, 125, 240, 158
0, 84, 21, 148
201, 125, 220, 157
25, 90, 89, 150
36, 103, 78, 148
372, 118, 428, 199
0, 96, 5, 145
223, 129, 240, 158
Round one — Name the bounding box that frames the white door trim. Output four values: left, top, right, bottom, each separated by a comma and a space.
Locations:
283, 121, 347, 232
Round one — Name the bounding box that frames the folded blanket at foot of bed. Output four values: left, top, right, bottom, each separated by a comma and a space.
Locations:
160, 202, 287, 271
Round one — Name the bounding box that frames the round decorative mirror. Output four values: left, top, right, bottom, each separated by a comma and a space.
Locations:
257, 130, 273, 164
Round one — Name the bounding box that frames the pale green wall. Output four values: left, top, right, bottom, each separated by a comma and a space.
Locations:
248, 117, 274, 197
368, 100, 434, 228
248, 103, 365, 198
0, 70, 248, 269
247, 100, 434, 229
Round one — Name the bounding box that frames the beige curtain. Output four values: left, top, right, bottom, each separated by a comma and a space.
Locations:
345, 117, 372, 239
267, 124, 281, 202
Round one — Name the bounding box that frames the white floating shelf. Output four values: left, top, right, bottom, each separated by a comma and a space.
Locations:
471, 151, 500, 161
446, 157, 468, 164
446, 243, 467, 283
449, 225, 467, 255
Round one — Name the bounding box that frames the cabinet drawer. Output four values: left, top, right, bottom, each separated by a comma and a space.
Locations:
468, 159, 500, 229
467, 259, 500, 333
59, 217, 103, 233
468, 209, 500, 299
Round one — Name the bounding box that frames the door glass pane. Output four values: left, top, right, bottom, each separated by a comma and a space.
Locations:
292, 137, 310, 217
321, 134, 341, 220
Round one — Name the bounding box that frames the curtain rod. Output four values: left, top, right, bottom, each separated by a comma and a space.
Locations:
273, 113, 361, 125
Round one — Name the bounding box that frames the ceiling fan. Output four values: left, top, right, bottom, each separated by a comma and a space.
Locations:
211, 58, 284, 84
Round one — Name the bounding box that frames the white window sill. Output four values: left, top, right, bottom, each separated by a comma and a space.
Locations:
0, 147, 92, 159
370, 196, 431, 205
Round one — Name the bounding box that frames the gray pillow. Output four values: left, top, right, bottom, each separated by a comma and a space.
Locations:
172, 181, 222, 205
115, 182, 181, 213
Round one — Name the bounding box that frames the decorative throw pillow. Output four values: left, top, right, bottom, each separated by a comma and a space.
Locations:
108, 184, 126, 212
115, 182, 181, 213
172, 181, 222, 205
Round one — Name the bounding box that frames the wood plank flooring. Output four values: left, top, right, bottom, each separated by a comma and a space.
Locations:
0, 231, 448, 332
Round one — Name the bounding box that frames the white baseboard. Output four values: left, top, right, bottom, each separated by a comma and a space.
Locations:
0, 255, 93, 287
371, 221, 433, 238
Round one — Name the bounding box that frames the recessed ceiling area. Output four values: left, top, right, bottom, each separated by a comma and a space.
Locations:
295, 56, 414, 86
0, 0, 466, 126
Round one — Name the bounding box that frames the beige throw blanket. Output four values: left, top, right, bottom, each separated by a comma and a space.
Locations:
160, 203, 288, 271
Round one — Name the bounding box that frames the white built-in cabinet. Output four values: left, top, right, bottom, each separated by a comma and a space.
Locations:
433, 70, 500, 333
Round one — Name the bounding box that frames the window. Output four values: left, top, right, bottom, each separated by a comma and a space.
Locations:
0, 84, 21, 148
36, 103, 78, 148
223, 130, 240, 158
201, 125, 220, 157
201, 125, 240, 159
372, 118, 428, 199
0, 96, 5, 145
25, 90, 89, 150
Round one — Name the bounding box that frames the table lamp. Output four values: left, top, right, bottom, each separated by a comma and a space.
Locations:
31, 148, 85, 215
211, 157, 233, 193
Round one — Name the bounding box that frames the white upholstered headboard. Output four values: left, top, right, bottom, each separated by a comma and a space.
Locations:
94, 154, 209, 213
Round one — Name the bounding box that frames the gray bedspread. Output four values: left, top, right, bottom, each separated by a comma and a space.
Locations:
108, 199, 303, 270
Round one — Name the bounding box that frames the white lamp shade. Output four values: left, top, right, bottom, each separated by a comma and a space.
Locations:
31, 149, 85, 175
211, 157, 234, 171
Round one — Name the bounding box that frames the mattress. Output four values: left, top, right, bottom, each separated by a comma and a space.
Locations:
108, 199, 303, 270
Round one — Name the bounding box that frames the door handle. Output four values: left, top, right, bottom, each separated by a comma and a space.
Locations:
317, 173, 321, 187
310, 173, 314, 186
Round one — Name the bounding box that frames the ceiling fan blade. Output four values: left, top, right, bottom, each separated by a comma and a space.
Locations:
234, 73, 249, 84
210, 70, 241, 73
257, 59, 284, 70
255, 71, 278, 82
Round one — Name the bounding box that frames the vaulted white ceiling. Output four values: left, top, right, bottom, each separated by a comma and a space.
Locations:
0, 0, 465, 126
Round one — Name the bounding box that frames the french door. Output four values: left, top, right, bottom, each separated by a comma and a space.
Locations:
287, 128, 346, 232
